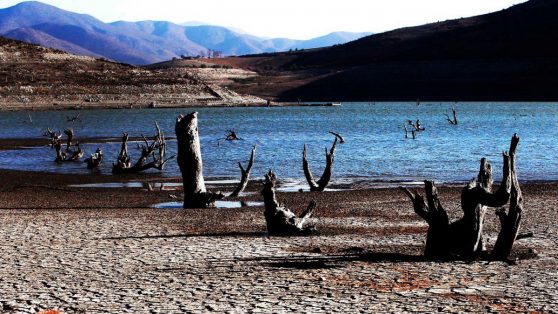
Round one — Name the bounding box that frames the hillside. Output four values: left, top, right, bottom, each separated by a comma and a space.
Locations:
0, 1, 370, 65
205, 0, 558, 101
0, 37, 263, 110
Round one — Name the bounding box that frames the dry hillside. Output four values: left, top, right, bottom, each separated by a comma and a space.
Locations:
0, 37, 263, 110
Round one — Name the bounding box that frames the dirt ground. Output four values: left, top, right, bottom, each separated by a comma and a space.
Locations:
0, 168, 557, 313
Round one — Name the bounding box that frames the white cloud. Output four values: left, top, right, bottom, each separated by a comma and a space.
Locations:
1, 0, 524, 39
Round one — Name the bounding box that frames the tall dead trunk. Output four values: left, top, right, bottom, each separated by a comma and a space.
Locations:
176, 112, 223, 208
229, 145, 256, 198
262, 170, 316, 236
491, 134, 523, 260
303, 137, 337, 191
401, 134, 519, 260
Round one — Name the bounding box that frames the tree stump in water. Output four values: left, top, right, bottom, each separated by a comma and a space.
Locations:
176, 112, 223, 208
262, 170, 316, 236
401, 134, 524, 261
112, 122, 173, 174
44, 128, 84, 162
303, 137, 337, 191
85, 148, 103, 169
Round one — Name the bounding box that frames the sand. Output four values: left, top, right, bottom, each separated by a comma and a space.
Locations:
0, 168, 557, 313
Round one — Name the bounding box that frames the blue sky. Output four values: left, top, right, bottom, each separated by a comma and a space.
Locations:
1, 0, 524, 39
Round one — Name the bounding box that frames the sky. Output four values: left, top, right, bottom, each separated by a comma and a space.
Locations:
1, 0, 524, 39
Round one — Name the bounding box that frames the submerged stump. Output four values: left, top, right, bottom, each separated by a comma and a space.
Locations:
112, 122, 173, 174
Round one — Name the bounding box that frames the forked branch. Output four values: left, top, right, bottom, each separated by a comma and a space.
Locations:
303, 137, 338, 191
229, 145, 256, 197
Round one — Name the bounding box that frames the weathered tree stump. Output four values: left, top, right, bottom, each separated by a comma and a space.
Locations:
176, 112, 223, 208
85, 148, 103, 169
491, 134, 523, 260
401, 134, 523, 261
445, 108, 458, 125
44, 128, 84, 162
229, 145, 256, 198
303, 137, 337, 191
112, 122, 173, 174
262, 170, 316, 236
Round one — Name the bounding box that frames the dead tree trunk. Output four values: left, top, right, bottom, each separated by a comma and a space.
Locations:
401, 135, 520, 260
303, 137, 337, 191
445, 108, 458, 125
262, 170, 316, 236
112, 122, 173, 174
491, 134, 523, 260
85, 148, 103, 169
229, 145, 256, 198
45, 128, 83, 162
176, 112, 223, 208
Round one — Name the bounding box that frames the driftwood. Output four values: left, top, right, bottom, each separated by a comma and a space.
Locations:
85, 148, 103, 169
400, 134, 523, 261
303, 137, 338, 191
404, 125, 417, 139
217, 130, 243, 146
229, 145, 256, 198
67, 113, 82, 123
176, 112, 224, 208
262, 170, 316, 235
328, 131, 345, 143
112, 122, 174, 174
44, 128, 84, 162
445, 108, 458, 125
406, 119, 425, 132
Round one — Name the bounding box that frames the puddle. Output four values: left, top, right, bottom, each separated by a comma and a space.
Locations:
153, 200, 264, 209
69, 182, 182, 189
205, 179, 240, 185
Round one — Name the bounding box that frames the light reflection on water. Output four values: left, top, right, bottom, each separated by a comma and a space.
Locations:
0, 102, 557, 185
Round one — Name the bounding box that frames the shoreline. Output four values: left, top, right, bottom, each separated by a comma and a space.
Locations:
0, 101, 340, 111
2, 100, 558, 111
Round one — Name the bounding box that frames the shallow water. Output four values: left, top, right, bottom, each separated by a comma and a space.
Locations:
153, 201, 264, 209
1, 102, 557, 185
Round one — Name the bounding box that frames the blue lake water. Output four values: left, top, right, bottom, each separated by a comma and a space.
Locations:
0, 102, 557, 186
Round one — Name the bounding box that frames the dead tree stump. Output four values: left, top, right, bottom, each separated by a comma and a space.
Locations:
229, 145, 256, 198
112, 122, 173, 174
401, 134, 522, 261
262, 170, 316, 236
491, 134, 523, 260
85, 148, 103, 169
303, 137, 337, 191
176, 112, 223, 208
44, 128, 84, 162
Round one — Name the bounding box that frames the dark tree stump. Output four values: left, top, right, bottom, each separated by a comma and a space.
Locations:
112, 122, 173, 174
262, 170, 316, 236
401, 134, 522, 261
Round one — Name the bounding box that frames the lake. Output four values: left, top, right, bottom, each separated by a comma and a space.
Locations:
1, 102, 557, 187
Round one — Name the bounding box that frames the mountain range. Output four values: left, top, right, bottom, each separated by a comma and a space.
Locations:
205, 0, 558, 101
0, 1, 371, 65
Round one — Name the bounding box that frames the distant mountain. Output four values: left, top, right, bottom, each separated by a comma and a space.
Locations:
207, 0, 558, 101
0, 1, 371, 64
